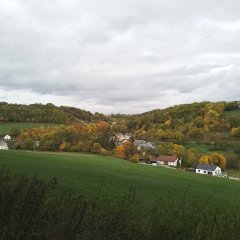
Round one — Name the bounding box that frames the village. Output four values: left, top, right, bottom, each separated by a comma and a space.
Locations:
113, 132, 229, 178
0, 132, 229, 178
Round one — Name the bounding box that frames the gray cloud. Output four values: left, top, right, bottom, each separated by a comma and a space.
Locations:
0, 0, 240, 113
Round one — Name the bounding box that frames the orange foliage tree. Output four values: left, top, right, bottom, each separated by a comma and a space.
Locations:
199, 153, 226, 169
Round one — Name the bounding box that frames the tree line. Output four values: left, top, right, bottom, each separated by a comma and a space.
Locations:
0, 102, 107, 123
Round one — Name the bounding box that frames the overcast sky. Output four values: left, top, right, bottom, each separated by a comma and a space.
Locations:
0, 0, 240, 114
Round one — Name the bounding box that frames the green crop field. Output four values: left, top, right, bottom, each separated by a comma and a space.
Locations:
0, 150, 240, 210
1, 150, 240, 239
0, 122, 58, 135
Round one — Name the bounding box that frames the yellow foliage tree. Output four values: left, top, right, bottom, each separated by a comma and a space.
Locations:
115, 145, 126, 159
231, 127, 240, 137
59, 142, 67, 151
130, 154, 140, 163
93, 143, 108, 155
165, 119, 171, 126
199, 153, 226, 170
185, 148, 198, 166
208, 153, 226, 170
170, 144, 185, 158
199, 155, 209, 165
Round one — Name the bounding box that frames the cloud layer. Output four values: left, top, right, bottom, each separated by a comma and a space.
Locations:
0, 0, 240, 113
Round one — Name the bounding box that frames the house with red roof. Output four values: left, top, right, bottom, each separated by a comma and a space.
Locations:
150, 155, 181, 167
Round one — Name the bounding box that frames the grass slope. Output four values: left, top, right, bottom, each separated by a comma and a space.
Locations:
223, 109, 240, 118
0, 150, 240, 210
0, 122, 58, 135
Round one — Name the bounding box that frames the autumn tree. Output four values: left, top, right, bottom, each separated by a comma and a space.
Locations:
115, 145, 126, 159
184, 148, 198, 167
59, 142, 71, 151
22, 138, 34, 150
170, 144, 185, 158
130, 153, 140, 163
199, 153, 226, 169
199, 155, 210, 165
231, 127, 240, 137
114, 142, 138, 160
9, 127, 21, 137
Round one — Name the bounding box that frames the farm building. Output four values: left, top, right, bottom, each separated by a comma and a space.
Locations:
0, 140, 9, 150
196, 164, 221, 176
4, 135, 11, 141
150, 155, 181, 167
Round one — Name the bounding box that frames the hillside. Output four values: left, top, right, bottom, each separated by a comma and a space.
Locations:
0, 102, 107, 124
109, 101, 240, 169
0, 122, 58, 136
1, 150, 240, 239
0, 150, 240, 208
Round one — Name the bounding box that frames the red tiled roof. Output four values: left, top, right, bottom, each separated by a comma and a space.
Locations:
151, 155, 178, 162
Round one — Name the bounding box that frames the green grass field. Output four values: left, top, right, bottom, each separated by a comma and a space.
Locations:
185, 143, 211, 153
0, 150, 240, 210
223, 109, 240, 118
0, 122, 58, 135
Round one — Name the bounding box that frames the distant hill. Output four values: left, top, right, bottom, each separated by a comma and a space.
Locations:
128, 101, 239, 128
0, 102, 107, 124
111, 101, 240, 143
1, 101, 240, 140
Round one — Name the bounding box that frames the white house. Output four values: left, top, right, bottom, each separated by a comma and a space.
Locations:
151, 155, 181, 167
4, 135, 11, 141
196, 164, 221, 176
0, 140, 9, 150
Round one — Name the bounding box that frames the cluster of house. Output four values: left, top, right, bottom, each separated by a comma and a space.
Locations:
115, 133, 226, 178
0, 135, 11, 150
148, 156, 226, 177
115, 133, 156, 150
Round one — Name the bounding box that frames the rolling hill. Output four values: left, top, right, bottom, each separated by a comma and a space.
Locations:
1, 150, 240, 239
0, 102, 104, 124
0, 150, 240, 209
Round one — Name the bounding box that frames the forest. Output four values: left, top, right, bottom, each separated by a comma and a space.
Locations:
0, 102, 107, 123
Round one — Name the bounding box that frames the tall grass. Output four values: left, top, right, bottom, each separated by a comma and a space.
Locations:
0, 166, 239, 240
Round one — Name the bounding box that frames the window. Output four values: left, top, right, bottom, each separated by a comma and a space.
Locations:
198, 170, 200, 172
204, 171, 206, 173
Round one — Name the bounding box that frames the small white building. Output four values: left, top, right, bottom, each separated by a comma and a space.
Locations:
196, 164, 221, 176
151, 155, 181, 167
4, 135, 11, 141
0, 140, 9, 150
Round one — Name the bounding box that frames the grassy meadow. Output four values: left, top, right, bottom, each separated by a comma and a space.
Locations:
0, 150, 240, 209
223, 109, 240, 118
1, 150, 240, 239
0, 122, 58, 136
